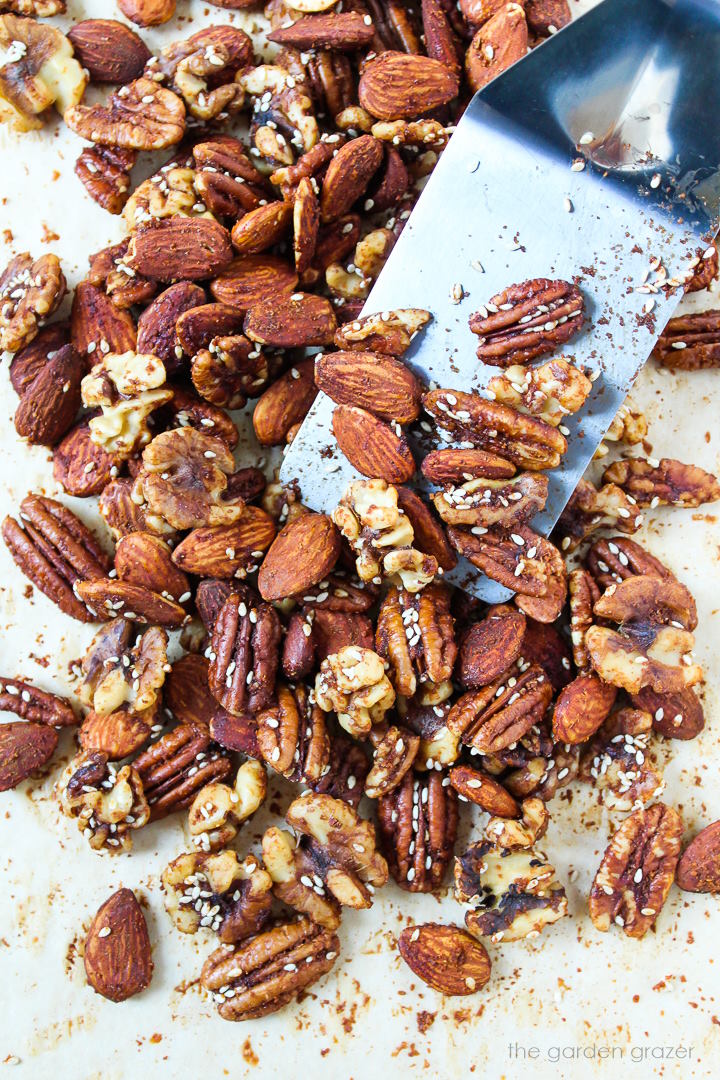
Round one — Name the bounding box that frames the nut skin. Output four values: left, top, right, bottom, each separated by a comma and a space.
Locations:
332, 404, 416, 483
258, 513, 341, 602
466, 3, 528, 93
589, 803, 683, 938
2, 494, 110, 623
67, 20, 151, 84
253, 358, 317, 446
320, 135, 384, 222
268, 12, 377, 50
76, 578, 188, 629
398, 923, 492, 996
71, 281, 137, 360
114, 532, 190, 602
552, 674, 617, 745
208, 588, 281, 717
447, 664, 552, 754
359, 51, 459, 120
0, 721, 58, 791
315, 351, 422, 423
377, 770, 458, 892
469, 277, 584, 366
421, 447, 516, 485
676, 821, 720, 893
127, 219, 234, 283
84, 888, 153, 1002
14, 343, 83, 447
602, 456, 720, 508
457, 605, 526, 688
201, 917, 339, 1021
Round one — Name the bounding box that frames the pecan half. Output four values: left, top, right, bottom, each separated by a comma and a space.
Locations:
0, 252, 66, 352
65, 77, 186, 150
2, 494, 110, 622
456, 840, 568, 942
76, 145, 137, 215
256, 683, 330, 782
133, 726, 231, 820
469, 278, 584, 367
602, 456, 720, 508
423, 388, 566, 471
447, 664, 552, 754
201, 917, 339, 1021
163, 849, 272, 942
376, 583, 456, 698
398, 923, 491, 996
208, 589, 281, 717
0, 676, 76, 727
568, 567, 600, 671
653, 309, 720, 370
431, 472, 548, 529
377, 770, 458, 892
589, 803, 682, 938
194, 136, 269, 218
585, 535, 673, 591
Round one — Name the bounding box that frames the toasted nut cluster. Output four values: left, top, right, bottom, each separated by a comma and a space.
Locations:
3, 0, 720, 1025
162, 850, 272, 942
333, 479, 438, 592
58, 750, 150, 852
314, 645, 395, 738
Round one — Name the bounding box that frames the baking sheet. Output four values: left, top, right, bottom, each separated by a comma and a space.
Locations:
1, 2, 719, 1077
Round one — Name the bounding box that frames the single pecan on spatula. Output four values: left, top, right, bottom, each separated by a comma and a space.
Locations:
2, 494, 111, 622
589, 803, 682, 938
469, 278, 585, 367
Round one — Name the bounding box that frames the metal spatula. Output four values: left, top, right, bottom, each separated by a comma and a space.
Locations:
281, 0, 720, 601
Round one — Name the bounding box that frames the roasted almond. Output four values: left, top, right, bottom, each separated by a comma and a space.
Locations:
71, 281, 137, 359
175, 302, 245, 358
395, 485, 457, 571
127, 219, 234, 282
676, 821, 720, 893
84, 887, 153, 1002
10, 322, 70, 396
465, 3, 528, 94
114, 532, 190, 602
67, 19, 151, 84
210, 255, 298, 313
293, 176, 320, 274
268, 11, 376, 50
53, 421, 123, 498
448, 764, 521, 817
332, 404, 416, 483
258, 513, 341, 602
14, 344, 83, 447
244, 293, 336, 348
421, 447, 516, 484
552, 674, 617, 744
253, 358, 317, 445
76, 578, 188, 628
398, 923, 491, 995
320, 135, 384, 222
117, 0, 176, 27
359, 52, 460, 121
0, 721, 58, 792
136, 282, 206, 372
315, 351, 422, 423
172, 507, 277, 578
230, 201, 293, 256
457, 604, 526, 688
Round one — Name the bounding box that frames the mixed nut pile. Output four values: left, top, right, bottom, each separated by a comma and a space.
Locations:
1, 0, 720, 1020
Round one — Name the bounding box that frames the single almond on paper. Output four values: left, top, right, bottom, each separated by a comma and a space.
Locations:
397, 922, 491, 995
84, 887, 153, 1002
